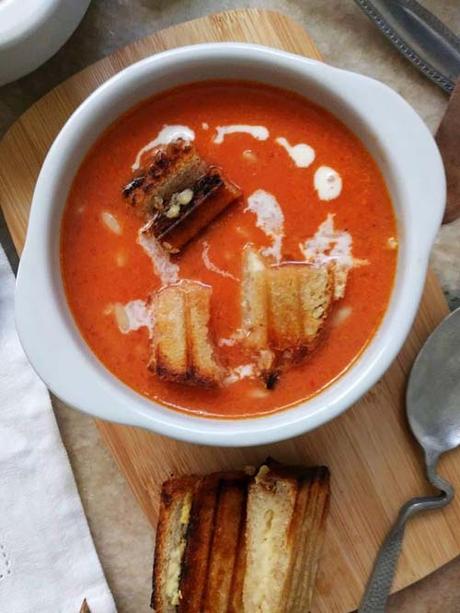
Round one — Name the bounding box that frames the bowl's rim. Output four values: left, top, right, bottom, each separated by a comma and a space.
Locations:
0, 0, 91, 86
15, 42, 446, 446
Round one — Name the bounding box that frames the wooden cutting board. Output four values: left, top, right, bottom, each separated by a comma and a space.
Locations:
1, 9, 459, 612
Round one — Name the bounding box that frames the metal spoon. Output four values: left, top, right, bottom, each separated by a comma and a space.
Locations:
359, 307, 460, 613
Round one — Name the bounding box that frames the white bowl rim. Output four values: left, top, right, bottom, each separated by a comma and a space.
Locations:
0, 0, 91, 86
16, 42, 446, 446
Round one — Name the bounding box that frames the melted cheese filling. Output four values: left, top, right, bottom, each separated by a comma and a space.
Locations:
165, 493, 192, 606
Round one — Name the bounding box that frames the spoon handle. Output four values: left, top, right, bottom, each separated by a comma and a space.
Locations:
359, 455, 454, 613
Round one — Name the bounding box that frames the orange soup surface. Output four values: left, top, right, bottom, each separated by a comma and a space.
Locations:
61, 81, 397, 418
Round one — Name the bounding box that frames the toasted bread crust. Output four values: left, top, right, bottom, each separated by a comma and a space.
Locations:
183, 282, 225, 385
267, 264, 333, 358
242, 464, 299, 613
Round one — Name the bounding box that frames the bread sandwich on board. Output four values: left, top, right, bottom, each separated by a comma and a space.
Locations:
151, 460, 330, 612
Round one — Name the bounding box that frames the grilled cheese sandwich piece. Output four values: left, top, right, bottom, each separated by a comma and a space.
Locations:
151, 463, 329, 613
123, 139, 241, 252
151, 476, 198, 612
152, 472, 249, 612
149, 281, 224, 387
268, 264, 333, 353
243, 462, 330, 613
241, 246, 334, 376
242, 465, 299, 613
151, 166, 242, 253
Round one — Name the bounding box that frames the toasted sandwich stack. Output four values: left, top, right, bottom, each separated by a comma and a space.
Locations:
151, 460, 330, 612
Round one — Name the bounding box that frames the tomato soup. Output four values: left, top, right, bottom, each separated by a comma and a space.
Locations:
61, 81, 397, 418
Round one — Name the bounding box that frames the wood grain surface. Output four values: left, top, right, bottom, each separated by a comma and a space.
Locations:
0, 9, 458, 612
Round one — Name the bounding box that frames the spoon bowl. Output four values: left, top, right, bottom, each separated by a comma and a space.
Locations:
407, 308, 460, 455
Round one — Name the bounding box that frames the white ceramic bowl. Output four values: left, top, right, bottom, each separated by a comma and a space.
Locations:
16, 43, 445, 446
0, 0, 90, 86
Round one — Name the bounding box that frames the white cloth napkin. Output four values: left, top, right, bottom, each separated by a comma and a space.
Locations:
0, 246, 116, 613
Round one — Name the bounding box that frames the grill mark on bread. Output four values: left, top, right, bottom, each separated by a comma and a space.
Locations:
123, 139, 241, 253
228, 482, 249, 613
203, 474, 250, 612
152, 168, 224, 237
151, 462, 329, 613
178, 475, 219, 612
